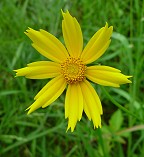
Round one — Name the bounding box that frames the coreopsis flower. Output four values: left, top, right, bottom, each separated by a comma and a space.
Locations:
14, 11, 131, 132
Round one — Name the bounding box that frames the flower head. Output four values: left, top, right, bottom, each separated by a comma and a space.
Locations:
14, 10, 131, 132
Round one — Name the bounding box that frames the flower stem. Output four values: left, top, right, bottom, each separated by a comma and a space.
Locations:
101, 86, 143, 122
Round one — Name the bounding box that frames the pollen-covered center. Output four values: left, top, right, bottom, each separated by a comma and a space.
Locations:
61, 57, 86, 84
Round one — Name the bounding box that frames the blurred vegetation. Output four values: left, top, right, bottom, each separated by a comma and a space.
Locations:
0, 0, 144, 156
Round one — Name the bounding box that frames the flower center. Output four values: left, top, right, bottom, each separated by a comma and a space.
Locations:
61, 57, 86, 84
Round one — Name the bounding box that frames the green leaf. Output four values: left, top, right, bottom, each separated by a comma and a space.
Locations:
109, 109, 123, 131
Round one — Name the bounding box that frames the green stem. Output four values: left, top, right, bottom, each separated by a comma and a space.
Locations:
101, 86, 143, 122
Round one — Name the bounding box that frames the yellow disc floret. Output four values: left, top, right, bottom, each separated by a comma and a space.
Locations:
61, 57, 86, 84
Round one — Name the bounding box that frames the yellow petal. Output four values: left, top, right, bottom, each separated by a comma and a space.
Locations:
25, 28, 69, 63
65, 83, 83, 132
86, 65, 132, 87
34, 75, 66, 100
62, 10, 83, 58
81, 23, 113, 64
27, 75, 67, 114
80, 80, 102, 128
83, 99, 91, 121
14, 61, 60, 79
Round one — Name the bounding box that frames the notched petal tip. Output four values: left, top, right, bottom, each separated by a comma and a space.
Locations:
61, 9, 65, 17
13, 69, 21, 77
25, 106, 32, 115
94, 119, 102, 129
66, 119, 77, 132
126, 79, 132, 84
61, 9, 70, 16
105, 22, 113, 36
105, 22, 108, 28
66, 125, 74, 132
24, 27, 32, 33
13, 69, 18, 74
105, 22, 113, 30
123, 75, 132, 84
94, 124, 101, 129
26, 106, 35, 115
61, 9, 64, 16
61, 10, 73, 22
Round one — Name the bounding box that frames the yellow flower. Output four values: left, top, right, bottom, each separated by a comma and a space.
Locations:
14, 10, 131, 132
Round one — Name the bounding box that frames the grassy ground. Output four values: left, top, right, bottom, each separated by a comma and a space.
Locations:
0, 0, 144, 156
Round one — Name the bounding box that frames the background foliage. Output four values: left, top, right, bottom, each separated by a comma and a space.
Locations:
0, 0, 144, 156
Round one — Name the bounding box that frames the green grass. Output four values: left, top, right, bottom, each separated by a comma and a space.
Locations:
0, 0, 144, 156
